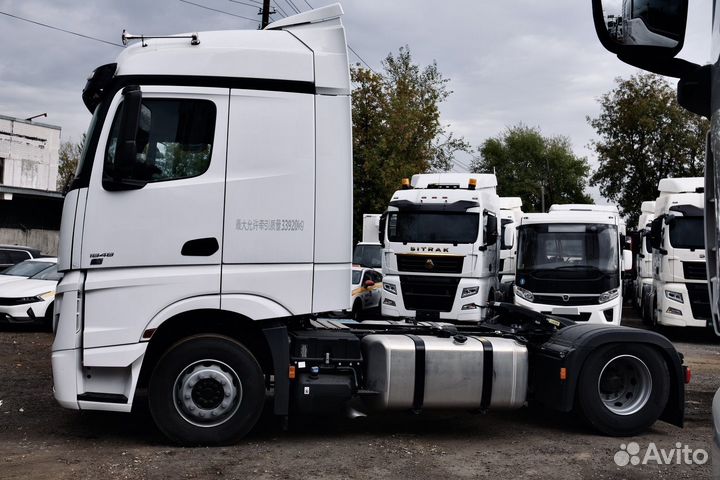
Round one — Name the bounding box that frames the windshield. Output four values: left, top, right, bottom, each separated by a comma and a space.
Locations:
30, 265, 63, 281
517, 223, 619, 275
352, 270, 362, 285
387, 212, 479, 244
353, 244, 382, 268
1, 261, 55, 277
669, 216, 704, 249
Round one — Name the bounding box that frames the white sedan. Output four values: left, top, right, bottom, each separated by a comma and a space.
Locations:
0, 263, 62, 328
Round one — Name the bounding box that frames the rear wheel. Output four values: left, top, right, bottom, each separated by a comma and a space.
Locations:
148, 335, 265, 445
576, 343, 669, 436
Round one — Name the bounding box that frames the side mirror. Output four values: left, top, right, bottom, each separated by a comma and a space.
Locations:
364, 280, 375, 288
486, 214, 498, 246
623, 249, 633, 271
591, 0, 691, 77
378, 212, 387, 248
649, 217, 663, 249
103, 86, 150, 191
502, 225, 515, 250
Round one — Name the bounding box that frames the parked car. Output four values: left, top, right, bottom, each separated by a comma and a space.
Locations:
0, 258, 57, 287
349, 266, 382, 320
0, 245, 43, 270
0, 263, 62, 328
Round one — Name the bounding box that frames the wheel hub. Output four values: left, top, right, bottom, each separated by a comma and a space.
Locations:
597, 354, 652, 416
174, 360, 243, 427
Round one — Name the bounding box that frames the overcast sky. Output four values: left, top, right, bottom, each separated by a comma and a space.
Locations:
0, 0, 713, 201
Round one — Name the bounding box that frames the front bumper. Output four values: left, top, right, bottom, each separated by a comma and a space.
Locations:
513, 294, 622, 325
0, 300, 51, 324
381, 275, 488, 322
656, 283, 708, 328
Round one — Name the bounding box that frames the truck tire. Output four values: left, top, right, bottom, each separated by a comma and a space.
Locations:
148, 335, 265, 446
576, 343, 669, 436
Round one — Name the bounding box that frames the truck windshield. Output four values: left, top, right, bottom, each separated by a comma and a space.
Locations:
669, 216, 704, 249
353, 244, 382, 268
517, 223, 618, 276
387, 212, 479, 244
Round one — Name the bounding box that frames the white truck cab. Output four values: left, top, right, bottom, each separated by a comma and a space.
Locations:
647, 177, 709, 328
634, 201, 656, 322
498, 197, 523, 284
380, 173, 501, 322
514, 208, 630, 325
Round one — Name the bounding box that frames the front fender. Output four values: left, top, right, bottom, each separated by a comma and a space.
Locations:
528, 324, 685, 427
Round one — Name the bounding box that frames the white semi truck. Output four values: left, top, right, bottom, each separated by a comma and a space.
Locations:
647, 178, 709, 329
513, 207, 632, 325
379, 173, 502, 322
352, 213, 382, 270
51, 4, 687, 445
499, 197, 523, 284
634, 201, 656, 323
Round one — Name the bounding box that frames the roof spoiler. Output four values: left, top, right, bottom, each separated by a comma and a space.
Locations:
265, 3, 344, 30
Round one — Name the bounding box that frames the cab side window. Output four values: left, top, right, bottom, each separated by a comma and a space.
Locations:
105, 99, 216, 184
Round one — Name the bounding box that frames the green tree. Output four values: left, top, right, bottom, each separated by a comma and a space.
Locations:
588, 73, 708, 227
57, 135, 84, 194
352, 47, 471, 242
471, 124, 592, 212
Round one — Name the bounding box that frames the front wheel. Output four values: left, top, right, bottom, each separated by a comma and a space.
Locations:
148, 335, 265, 445
576, 343, 669, 436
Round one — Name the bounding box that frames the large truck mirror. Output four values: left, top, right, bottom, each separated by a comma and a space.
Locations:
486, 215, 498, 246
378, 212, 387, 247
623, 249, 633, 271
649, 217, 663, 249
501, 224, 514, 250
591, 0, 691, 77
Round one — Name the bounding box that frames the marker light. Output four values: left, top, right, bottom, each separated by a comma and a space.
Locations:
560, 367, 567, 381
401, 178, 410, 189
468, 178, 477, 190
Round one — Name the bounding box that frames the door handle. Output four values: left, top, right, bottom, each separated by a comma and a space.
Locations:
181, 237, 219, 256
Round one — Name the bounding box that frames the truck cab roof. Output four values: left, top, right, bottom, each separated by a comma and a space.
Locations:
520, 211, 622, 226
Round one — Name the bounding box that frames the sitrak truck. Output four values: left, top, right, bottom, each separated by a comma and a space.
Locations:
52, 4, 687, 445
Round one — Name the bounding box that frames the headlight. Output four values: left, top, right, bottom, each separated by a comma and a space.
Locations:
383, 283, 397, 295
461, 286, 479, 298
461, 303, 479, 310
514, 285, 534, 302
598, 288, 620, 303
383, 298, 396, 306
665, 290, 684, 304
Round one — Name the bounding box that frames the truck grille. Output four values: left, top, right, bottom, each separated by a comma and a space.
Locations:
396, 254, 463, 274
686, 283, 710, 320
400, 275, 460, 312
533, 294, 599, 306
682, 262, 707, 280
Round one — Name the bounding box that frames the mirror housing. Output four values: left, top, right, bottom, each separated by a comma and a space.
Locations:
649, 216, 664, 249
378, 212, 387, 248
501, 224, 515, 250
591, 0, 695, 77
103, 85, 148, 191
623, 249, 633, 271
485, 214, 498, 246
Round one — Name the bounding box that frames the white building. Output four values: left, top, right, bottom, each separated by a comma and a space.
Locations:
0, 114, 61, 192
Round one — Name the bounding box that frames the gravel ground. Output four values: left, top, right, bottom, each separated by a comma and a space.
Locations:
0, 306, 718, 479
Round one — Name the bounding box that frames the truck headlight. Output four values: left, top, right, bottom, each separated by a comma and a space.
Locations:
461, 286, 479, 298
665, 290, 684, 304
598, 289, 619, 304
383, 283, 397, 295
383, 298, 396, 306
514, 285, 534, 302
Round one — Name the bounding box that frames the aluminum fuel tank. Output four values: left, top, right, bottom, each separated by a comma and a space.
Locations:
362, 335, 528, 410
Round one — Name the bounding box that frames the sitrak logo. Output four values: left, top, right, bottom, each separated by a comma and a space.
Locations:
614, 442, 708, 467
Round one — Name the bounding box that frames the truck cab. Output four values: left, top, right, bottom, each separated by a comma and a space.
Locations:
498, 197, 523, 284
647, 177, 708, 328
634, 200, 656, 322
514, 208, 630, 325
380, 173, 501, 322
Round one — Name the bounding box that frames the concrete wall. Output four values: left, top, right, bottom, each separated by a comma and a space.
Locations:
0, 115, 61, 192
0, 228, 58, 256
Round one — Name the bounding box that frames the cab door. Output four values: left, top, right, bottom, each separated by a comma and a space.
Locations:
80, 86, 229, 348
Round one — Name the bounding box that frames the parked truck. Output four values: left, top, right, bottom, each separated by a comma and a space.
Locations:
50, 4, 687, 446
380, 173, 503, 322
646, 178, 709, 329
634, 201, 656, 323
352, 213, 382, 270
499, 197, 523, 285
513, 207, 632, 325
